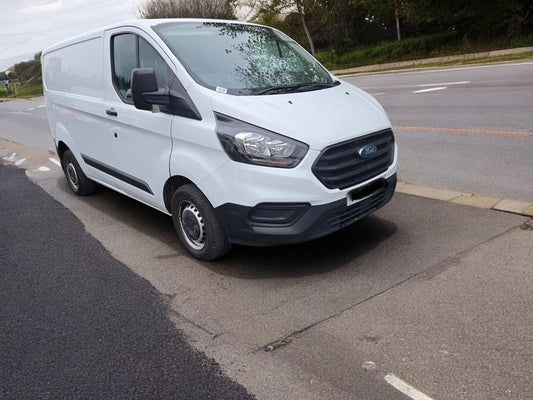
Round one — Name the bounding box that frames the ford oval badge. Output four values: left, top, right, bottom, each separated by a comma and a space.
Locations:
358, 144, 377, 158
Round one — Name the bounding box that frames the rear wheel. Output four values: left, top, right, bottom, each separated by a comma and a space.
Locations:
171, 184, 231, 261
62, 150, 96, 195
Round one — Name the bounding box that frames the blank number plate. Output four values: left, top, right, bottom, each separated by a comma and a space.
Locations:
347, 178, 386, 206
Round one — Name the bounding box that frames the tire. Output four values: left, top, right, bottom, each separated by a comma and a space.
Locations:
171, 184, 231, 261
62, 150, 97, 196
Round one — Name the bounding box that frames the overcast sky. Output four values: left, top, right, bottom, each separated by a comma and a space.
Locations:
0, 0, 141, 72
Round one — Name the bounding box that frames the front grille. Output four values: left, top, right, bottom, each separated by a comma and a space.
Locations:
312, 129, 395, 190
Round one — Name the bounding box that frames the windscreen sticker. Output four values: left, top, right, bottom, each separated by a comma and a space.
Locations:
216, 86, 228, 94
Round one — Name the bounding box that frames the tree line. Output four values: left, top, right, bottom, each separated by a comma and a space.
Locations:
138, 0, 533, 55
1, 53, 41, 83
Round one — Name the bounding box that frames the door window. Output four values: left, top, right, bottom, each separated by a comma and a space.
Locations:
112, 34, 171, 102
113, 34, 137, 100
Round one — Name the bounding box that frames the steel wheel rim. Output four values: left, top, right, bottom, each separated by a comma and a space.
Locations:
178, 201, 206, 250
66, 162, 79, 191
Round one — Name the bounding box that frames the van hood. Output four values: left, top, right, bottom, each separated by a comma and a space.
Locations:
210, 81, 391, 150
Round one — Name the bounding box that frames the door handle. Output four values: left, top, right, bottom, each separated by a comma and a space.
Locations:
106, 108, 118, 116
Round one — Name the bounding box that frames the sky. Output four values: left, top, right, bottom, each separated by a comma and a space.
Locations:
0, 0, 142, 72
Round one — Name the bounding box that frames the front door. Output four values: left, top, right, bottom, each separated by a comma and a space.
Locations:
101, 28, 176, 211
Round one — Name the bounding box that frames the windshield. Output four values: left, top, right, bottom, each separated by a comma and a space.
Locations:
153, 21, 334, 95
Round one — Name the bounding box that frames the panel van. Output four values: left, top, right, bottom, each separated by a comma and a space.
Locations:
42, 19, 398, 261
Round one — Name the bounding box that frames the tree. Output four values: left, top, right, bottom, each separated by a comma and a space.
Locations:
403, 0, 533, 40
247, 0, 533, 53
137, 0, 237, 19
250, 0, 401, 52
393, 0, 401, 40
248, 0, 317, 55
295, 0, 315, 55
13, 53, 42, 83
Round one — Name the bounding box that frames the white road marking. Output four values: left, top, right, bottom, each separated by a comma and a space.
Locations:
14, 158, 26, 166
423, 61, 533, 74
49, 157, 61, 167
37, 105, 46, 108
27, 108, 35, 111
385, 374, 434, 400
417, 81, 470, 87
370, 92, 387, 96
8, 111, 32, 115
413, 86, 447, 93
37, 166, 50, 172
3, 152, 17, 161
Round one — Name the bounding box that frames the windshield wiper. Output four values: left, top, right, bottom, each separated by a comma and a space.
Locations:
295, 81, 341, 92
253, 80, 340, 95
253, 83, 302, 95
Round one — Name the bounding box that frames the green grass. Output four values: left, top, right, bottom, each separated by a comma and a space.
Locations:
329, 51, 533, 74
409, 52, 533, 69
316, 33, 533, 71
15, 83, 43, 97
0, 83, 43, 99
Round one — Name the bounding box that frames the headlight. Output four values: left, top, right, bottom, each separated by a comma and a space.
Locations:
215, 113, 308, 168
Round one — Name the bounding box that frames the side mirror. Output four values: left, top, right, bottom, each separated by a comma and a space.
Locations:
131, 68, 170, 111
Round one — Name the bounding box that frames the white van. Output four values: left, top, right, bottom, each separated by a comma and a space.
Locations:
42, 19, 398, 261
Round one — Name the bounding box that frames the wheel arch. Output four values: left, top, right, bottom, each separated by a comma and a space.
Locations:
163, 175, 194, 213
56, 141, 70, 167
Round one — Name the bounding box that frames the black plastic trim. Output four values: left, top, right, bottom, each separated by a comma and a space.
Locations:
215, 174, 396, 246
81, 154, 153, 195
248, 203, 310, 226
312, 129, 395, 190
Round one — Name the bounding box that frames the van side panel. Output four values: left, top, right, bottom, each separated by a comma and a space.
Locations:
43, 36, 105, 164
43, 37, 103, 98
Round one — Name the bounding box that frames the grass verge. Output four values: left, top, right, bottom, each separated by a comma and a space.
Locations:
333, 51, 533, 74
0, 83, 43, 99
317, 33, 533, 71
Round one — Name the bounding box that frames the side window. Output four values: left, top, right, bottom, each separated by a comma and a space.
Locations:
113, 34, 137, 100
112, 34, 172, 102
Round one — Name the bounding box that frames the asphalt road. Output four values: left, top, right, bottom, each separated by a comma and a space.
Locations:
0, 97, 53, 150
1, 61, 533, 400
344, 61, 533, 201
18, 159, 530, 400
0, 164, 254, 399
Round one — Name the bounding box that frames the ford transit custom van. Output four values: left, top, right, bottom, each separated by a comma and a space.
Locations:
42, 19, 398, 261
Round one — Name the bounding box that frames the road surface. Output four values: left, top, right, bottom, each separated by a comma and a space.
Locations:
344, 61, 533, 201
0, 163, 254, 400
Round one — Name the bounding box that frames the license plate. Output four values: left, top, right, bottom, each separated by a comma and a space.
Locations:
347, 178, 386, 206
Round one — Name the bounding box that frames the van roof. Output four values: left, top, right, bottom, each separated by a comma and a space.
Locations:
42, 18, 258, 55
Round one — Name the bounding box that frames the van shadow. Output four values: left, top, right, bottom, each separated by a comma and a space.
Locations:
59, 181, 177, 242
208, 215, 397, 279
64, 183, 397, 280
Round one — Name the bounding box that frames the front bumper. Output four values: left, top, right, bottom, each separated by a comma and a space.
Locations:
215, 174, 397, 246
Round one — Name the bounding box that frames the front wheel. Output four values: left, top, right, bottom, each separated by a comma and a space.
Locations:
171, 184, 231, 261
